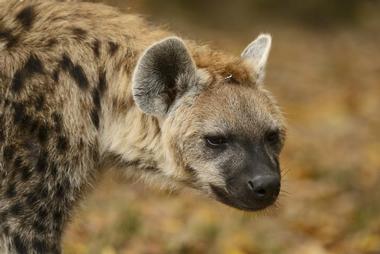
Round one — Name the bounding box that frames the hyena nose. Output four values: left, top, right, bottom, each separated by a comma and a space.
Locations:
247, 175, 280, 202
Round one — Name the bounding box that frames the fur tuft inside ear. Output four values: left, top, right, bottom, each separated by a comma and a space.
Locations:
132, 37, 196, 116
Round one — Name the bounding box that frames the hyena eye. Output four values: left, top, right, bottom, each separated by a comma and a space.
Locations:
265, 130, 280, 145
205, 135, 228, 148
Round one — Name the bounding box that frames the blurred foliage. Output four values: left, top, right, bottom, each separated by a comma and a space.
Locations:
65, 1, 380, 254
142, 0, 362, 27
91, 0, 380, 30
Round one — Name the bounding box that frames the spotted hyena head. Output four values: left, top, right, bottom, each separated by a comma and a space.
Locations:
132, 34, 286, 211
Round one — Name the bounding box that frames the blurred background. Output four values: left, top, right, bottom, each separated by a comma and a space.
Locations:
64, 1, 380, 253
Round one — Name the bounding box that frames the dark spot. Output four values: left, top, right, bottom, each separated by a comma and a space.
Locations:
0, 115, 4, 141
13, 102, 31, 130
50, 162, 58, 177
13, 102, 25, 121
55, 184, 65, 199
20, 115, 32, 131
60, 54, 89, 90
56, 136, 69, 152
0, 30, 12, 40
0, 211, 8, 223
11, 69, 26, 93
33, 208, 49, 233
46, 38, 58, 48
3, 145, 15, 162
37, 125, 49, 144
32, 220, 45, 233
37, 207, 48, 219
70, 64, 89, 90
16, 5, 36, 30
9, 203, 23, 216
29, 119, 40, 134
5, 183, 17, 198
98, 70, 107, 95
24, 54, 44, 75
35, 94, 45, 111
59, 54, 74, 72
52, 112, 63, 132
0, 128, 4, 142
92, 89, 101, 110
7, 35, 19, 48
90, 109, 99, 129
72, 27, 87, 40
52, 69, 60, 82
0, 29, 19, 48
52, 210, 64, 232
14, 157, 23, 169
55, 180, 69, 199
11, 55, 44, 93
13, 235, 28, 254
35, 151, 48, 173
33, 239, 48, 253
13, 102, 32, 130
92, 39, 100, 58
108, 41, 119, 56
20, 166, 32, 182
53, 210, 63, 224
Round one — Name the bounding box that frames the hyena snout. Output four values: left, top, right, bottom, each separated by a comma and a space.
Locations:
247, 174, 280, 207
212, 160, 281, 211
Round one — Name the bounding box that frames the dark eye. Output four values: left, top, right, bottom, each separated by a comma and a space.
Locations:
205, 135, 228, 148
266, 130, 280, 145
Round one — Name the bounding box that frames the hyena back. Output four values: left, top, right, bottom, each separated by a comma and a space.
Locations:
0, 0, 285, 253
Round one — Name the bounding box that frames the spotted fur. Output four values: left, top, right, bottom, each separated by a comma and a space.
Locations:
0, 0, 285, 253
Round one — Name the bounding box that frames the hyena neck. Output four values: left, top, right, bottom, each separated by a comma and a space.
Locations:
98, 59, 172, 185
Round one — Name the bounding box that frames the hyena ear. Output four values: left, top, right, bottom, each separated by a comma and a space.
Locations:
241, 34, 272, 83
132, 37, 196, 116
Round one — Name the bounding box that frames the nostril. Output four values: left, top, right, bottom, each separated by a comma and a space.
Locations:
247, 181, 268, 198
254, 187, 267, 197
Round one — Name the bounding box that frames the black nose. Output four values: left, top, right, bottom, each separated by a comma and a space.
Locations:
247, 175, 280, 202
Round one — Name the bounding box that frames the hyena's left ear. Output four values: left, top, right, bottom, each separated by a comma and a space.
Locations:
132, 37, 196, 116
241, 34, 272, 83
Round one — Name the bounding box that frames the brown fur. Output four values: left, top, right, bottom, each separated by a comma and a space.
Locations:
0, 0, 285, 253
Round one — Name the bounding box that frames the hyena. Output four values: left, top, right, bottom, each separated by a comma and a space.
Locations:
0, 0, 286, 252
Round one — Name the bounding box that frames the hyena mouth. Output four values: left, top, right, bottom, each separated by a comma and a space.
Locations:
209, 183, 279, 211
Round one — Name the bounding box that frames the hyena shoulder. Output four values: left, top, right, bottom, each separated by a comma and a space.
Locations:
0, 1, 155, 252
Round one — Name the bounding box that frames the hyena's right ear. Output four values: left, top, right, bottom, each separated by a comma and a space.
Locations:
241, 34, 272, 84
132, 37, 196, 117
